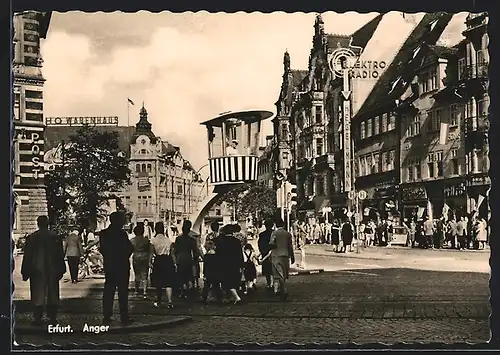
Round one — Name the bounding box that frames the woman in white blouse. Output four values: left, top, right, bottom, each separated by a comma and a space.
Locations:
149, 222, 177, 308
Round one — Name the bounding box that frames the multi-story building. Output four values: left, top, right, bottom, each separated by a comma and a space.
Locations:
286, 14, 383, 218
257, 135, 277, 189
353, 13, 454, 221
12, 11, 52, 239
44, 105, 206, 227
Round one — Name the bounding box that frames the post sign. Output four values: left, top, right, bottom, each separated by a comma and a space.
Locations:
31, 132, 42, 180
45, 116, 119, 126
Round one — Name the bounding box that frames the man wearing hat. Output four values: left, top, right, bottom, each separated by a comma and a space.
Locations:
226, 139, 239, 156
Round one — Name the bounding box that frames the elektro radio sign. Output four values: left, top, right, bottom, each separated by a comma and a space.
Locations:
45, 116, 119, 126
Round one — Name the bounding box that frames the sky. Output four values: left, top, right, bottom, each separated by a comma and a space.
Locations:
40, 11, 469, 171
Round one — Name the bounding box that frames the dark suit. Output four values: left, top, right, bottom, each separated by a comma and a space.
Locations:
21, 229, 66, 321
99, 225, 134, 321
215, 234, 244, 290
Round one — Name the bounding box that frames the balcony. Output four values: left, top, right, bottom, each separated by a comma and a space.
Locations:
458, 63, 489, 82
464, 115, 490, 134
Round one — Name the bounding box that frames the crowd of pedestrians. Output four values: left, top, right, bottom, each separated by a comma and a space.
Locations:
18, 212, 296, 327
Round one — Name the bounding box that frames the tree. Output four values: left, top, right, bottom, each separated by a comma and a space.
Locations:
216, 183, 277, 222
45, 125, 131, 230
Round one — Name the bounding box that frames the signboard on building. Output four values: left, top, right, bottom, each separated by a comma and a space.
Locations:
45, 116, 119, 126
444, 180, 466, 198
137, 177, 152, 192
402, 186, 427, 201
16, 126, 45, 186
343, 91, 352, 192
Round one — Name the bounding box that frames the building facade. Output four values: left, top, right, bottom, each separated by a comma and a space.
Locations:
12, 11, 52, 239
43, 106, 206, 228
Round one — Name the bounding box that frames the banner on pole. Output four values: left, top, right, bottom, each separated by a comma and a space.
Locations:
477, 194, 485, 209
417, 207, 425, 219
439, 123, 450, 145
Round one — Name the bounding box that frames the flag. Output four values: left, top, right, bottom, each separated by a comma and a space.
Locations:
439, 122, 449, 145
426, 200, 433, 221
417, 207, 425, 219
442, 203, 449, 220
128, 98, 135, 105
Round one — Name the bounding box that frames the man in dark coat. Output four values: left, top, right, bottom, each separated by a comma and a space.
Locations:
21, 215, 66, 326
258, 219, 274, 289
215, 224, 243, 304
99, 212, 134, 325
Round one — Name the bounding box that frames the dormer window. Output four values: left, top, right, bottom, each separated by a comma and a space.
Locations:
140, 149, 147, 154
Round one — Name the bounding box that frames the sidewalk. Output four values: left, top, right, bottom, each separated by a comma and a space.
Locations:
299, 244, 490, 261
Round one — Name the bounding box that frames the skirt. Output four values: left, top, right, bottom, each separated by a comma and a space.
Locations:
150, 255, 177, 288
271, 255, 290, 281
132, 257, 149, 282
220, 268, 242, 290
243, 261, 257, 281
261, 258, 272, 277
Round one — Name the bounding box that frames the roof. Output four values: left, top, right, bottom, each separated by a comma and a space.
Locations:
350, 14, 385, 49
45, 125, 135, 156
291, 70, 308, 86
199, 110, 274, 127
354, 12, 454, 119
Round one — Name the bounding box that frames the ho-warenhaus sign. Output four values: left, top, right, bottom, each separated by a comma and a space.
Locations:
45, 116, 119, 126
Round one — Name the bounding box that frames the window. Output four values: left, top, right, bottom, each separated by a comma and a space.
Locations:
316, 106, 323, 123
338, 133, 343, 150
25, 101, 43, 110
421, 73, 429, 92
427, 110, 441, 131
381, 113, 388, 132
215, 208, 221, 216
360, 122, 366, 139
25, 90, 43, 99
374, 116, 380, 135
25, 113, 43, 121
283, 152, 289, 160
409, 114, 421, 136
451, 149, 459, 175
382, 150, 395, 172
366, 155, 373, 175
388, 113, 396, 131
317, 176, 325, 196
147, 163, 152, 172
450, 104, 464, 126
373, 153, 380, 174
415, 157, 421, 180
477, 50, 485, 64
14, 93, 20, 120
389, 150, 395, 171
136, 164, 140, 173
407, 158, 414, 182
458, 58, 466, 80
177, 184, 183, 194
359, 156, 366, 176
427, 153, 435, 178
477, 98, 489, 117
316, 138, 323, 156
429, 69, 438, 91
366, 119, 373, 137
436, 151, 444, 177
141, 164, 146, 172
281, 124, 289, 141
140, 149, 147, 154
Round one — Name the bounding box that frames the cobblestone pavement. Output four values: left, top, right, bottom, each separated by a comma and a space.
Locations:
14, 269, 491, 346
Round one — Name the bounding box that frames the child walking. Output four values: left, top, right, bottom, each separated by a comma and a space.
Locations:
201, 240, 222, 304
242, 243, 259, 294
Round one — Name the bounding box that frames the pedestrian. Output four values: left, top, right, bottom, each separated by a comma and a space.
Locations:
64, 226, 84, 284
21, 216, 66, 326
434, 217, 445, 249
242, 243, 258, 294
341, 218, 354, 252
408, 220, 416, 248
447, 217, 458, 249
173, 220, 198, 299
457, 216, 467, 250
215, 224, 243, 304
99, 211, 135, 325
297, 220, 307, 250
423, 216, 434, 249
466, 215, 473, 249
477, 218, 487, 249
359, 222, 366, 248
204, 220, 220, 250
201, 240, 223, 304
269, 217, 294, 301
331, 219, 341, 252
189, 231, 204, 290
149, 222, 176, 308
143, 219, 154, 241
130, 224, 151, 299
258, 219, 274, 290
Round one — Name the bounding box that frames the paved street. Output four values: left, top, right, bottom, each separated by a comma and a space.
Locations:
12, 247, 491, 347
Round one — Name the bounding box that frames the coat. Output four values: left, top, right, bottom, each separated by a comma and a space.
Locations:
65, 231, 84, 257
99, 225, 134, 277
21, 229, 66, 306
